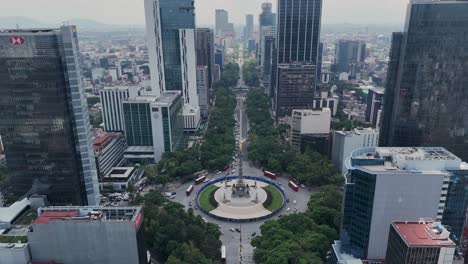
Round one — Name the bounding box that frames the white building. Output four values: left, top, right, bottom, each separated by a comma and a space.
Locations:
99, 86, 141, 132
331, 128, 379, 174
291, 108, 331, 151
179, 29, 201, 130
196, 66, 209, 118
144, 0, 166, 97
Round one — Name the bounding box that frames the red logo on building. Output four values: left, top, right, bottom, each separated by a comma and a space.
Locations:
9, 36, 25, 46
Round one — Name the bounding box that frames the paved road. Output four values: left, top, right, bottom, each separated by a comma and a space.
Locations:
168, 88, 314, 263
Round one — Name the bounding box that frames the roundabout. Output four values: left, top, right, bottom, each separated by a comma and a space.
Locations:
197, 176, 286, 222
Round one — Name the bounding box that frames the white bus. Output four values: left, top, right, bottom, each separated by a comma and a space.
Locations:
221, 245, 226, 263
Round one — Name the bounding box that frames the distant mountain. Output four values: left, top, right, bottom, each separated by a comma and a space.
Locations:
0, 17, 49, 29
0, 16, 144, 32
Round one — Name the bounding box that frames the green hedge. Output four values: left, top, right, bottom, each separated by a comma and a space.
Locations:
199, 185, 220, 212
262, 185, 283, 212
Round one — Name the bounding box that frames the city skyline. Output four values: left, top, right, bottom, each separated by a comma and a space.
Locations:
0, 0, 409, 27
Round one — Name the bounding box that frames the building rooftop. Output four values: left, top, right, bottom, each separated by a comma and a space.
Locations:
335, 128, 379, 137
33, 206, 142, 224
0, 197, 30, 225
392, 220, 456, 247
124, 91, 181, 107
347, 147, 467, 173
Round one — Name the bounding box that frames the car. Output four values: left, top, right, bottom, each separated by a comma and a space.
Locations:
251, 232, 256, 236
287, 207, 290, 212
294, 208, 298, 212
229, 228, 236, 232
300, 184, 306, 188
170, 195, 176, 199
194, 206, 198, 210
217, 171, 222, 175
202, 217, 208, 223
278, 182, 282, 186
293, 200, 297, 205
188, 202, 192, 206
286, 198, 290, 203
235, 228, 241, 233
278, 214, 283, 218
231, 169, 236, 173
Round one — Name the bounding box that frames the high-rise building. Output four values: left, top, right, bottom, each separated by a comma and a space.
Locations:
92, 129, 126, 179
99, 86, 141, 132
144, 0, 166, 96
261, 35, 275, 95
380, 0, 468, 162
385, 220, 456, 264
196, 28, 215, 89
331, 128, 379, 174
291, 109, 331, 154
196, 66, 209, 118
215, 9, 229, 37
334, 147, 468, 260
28, 206, 147, 264
334, 40, 366, 74
123, 91, 183, 162
365, 87, 384, 128
0, 27, 100, 206
259, 2, 276, 33
276, 63, 317, 117
245, 14, 254, 42
275, 0, 323, 117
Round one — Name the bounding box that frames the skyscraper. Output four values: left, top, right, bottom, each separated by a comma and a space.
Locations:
245, 14, 254, 42
144, 0, 166, 96
274, 0, 323, 117
259, 2, 276, 30
380, 0, 468, 162
215, 9, 229, 37
144, 0, 200, 130
0, 27, 100, 205
196, 28, 215, 90
334, 40, 366, 74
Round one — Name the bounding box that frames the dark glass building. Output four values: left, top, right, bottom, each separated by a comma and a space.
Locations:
334, 40, 366, 74
159, 0, 195, 91
196, 28, 214, 90
275, 0, 322, 118
259, 2, 276, 28
0, 27, 100, 205
380, 1, 468, 162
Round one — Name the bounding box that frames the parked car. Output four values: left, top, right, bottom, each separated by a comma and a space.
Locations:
235, 228, 241, 233
251, 232, 256, 236
229, 228, 236, 232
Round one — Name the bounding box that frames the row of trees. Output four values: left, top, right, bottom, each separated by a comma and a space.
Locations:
145, 62, 240, 182
243, 57, 260, 87
133, 191, 222, 263
251, 186, 343, 263
200, 86, 237, 170
246, 89, 343, 187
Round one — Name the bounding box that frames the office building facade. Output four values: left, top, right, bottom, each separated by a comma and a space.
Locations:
196, 66, 209, 118
28, 206, 147, 264
291, 108, 331, 154
336, 147, 468, 260
245, 14, 254, 41
334, 40, 366, 74
276, 63, 317, 117
275, 0, 323, 117
99, 86, 140, 132
123, 92, 183, 162
144, 0, 166, 96
385, 220, 456, 264
215, 9, 229, 37
93, 129, 126, 178
331, 128, 379, 174
380, 0, 468, 162
196, 28, 214, 90
365, 87, 384, 128
0, 27, 100, 205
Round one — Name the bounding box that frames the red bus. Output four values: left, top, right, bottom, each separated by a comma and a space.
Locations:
195, 175, 206, 185
288, 181, 299, 192
186, 185, 194, 196
264, 171, 277, 179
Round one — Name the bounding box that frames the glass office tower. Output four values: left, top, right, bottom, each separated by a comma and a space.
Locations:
0, 27, 100, 205
380, 0, 468, 162
159, 0, 195, 91
275, 0, 323, 117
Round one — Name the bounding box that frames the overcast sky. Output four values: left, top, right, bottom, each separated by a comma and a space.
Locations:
0, 0, 409, 26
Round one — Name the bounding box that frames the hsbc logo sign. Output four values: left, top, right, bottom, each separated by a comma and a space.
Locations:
9, 36, 25, 46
